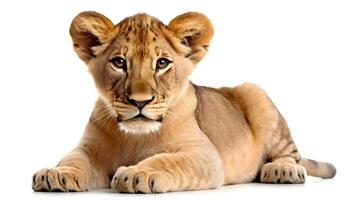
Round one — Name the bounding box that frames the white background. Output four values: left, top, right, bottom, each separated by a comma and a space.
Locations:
0, 0, 356, 199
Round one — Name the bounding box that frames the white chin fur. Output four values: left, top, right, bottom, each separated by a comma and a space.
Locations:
118, 120, 162, 135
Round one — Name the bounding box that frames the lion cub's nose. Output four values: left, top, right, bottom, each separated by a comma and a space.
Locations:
126, 95, 154, 109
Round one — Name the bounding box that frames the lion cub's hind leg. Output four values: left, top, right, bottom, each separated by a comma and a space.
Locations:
259, 112, 307, 184
260, 121, 307, 184
227, 83, 307, 184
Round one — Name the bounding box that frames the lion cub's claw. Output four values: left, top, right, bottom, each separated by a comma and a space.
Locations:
260, 162, 306, 184
32, 167, 88, 192
111, 166, 170, 193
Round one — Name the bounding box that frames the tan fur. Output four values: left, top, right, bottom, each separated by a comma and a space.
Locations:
32, 11, 336, 193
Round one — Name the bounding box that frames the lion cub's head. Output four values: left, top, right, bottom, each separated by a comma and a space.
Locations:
69, 11, 213, 134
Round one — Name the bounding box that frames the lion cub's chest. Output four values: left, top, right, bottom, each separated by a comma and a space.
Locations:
114, 135, 163, 166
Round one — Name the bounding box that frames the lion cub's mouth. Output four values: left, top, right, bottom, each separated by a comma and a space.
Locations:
116, 113, 162, 123
129, 113, 153, 121
133, 113, 146, 119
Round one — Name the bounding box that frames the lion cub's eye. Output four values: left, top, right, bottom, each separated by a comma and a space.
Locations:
110, 57, 127, 70
156, 58, 172, 69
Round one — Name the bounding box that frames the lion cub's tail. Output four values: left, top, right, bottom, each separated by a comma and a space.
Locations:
299, 158, 336, 178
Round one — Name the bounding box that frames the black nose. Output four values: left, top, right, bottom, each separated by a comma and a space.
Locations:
126, 96, 154, 109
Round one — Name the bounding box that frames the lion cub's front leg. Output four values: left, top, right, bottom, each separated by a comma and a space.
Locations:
32, 150, 91, 192
32, 148, 107, 192
111, 152, 224, 193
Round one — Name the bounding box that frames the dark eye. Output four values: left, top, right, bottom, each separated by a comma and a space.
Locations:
156, 58, 172, 69
110, 57, 126, 69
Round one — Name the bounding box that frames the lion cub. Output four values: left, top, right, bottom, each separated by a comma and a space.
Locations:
32, 11, 336, 193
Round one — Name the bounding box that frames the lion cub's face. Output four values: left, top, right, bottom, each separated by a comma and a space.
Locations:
70, 12, 213, 134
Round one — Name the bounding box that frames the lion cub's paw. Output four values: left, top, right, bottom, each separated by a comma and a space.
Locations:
260, 162, 306, 184
32, 167, 88, 192
111, 166, 171, 193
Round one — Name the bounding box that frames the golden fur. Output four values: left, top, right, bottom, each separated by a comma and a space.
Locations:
32, 11, 336, 193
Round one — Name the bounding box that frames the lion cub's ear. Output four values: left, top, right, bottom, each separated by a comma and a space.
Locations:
70, 11, 116, 64
168, 12, 214, 64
